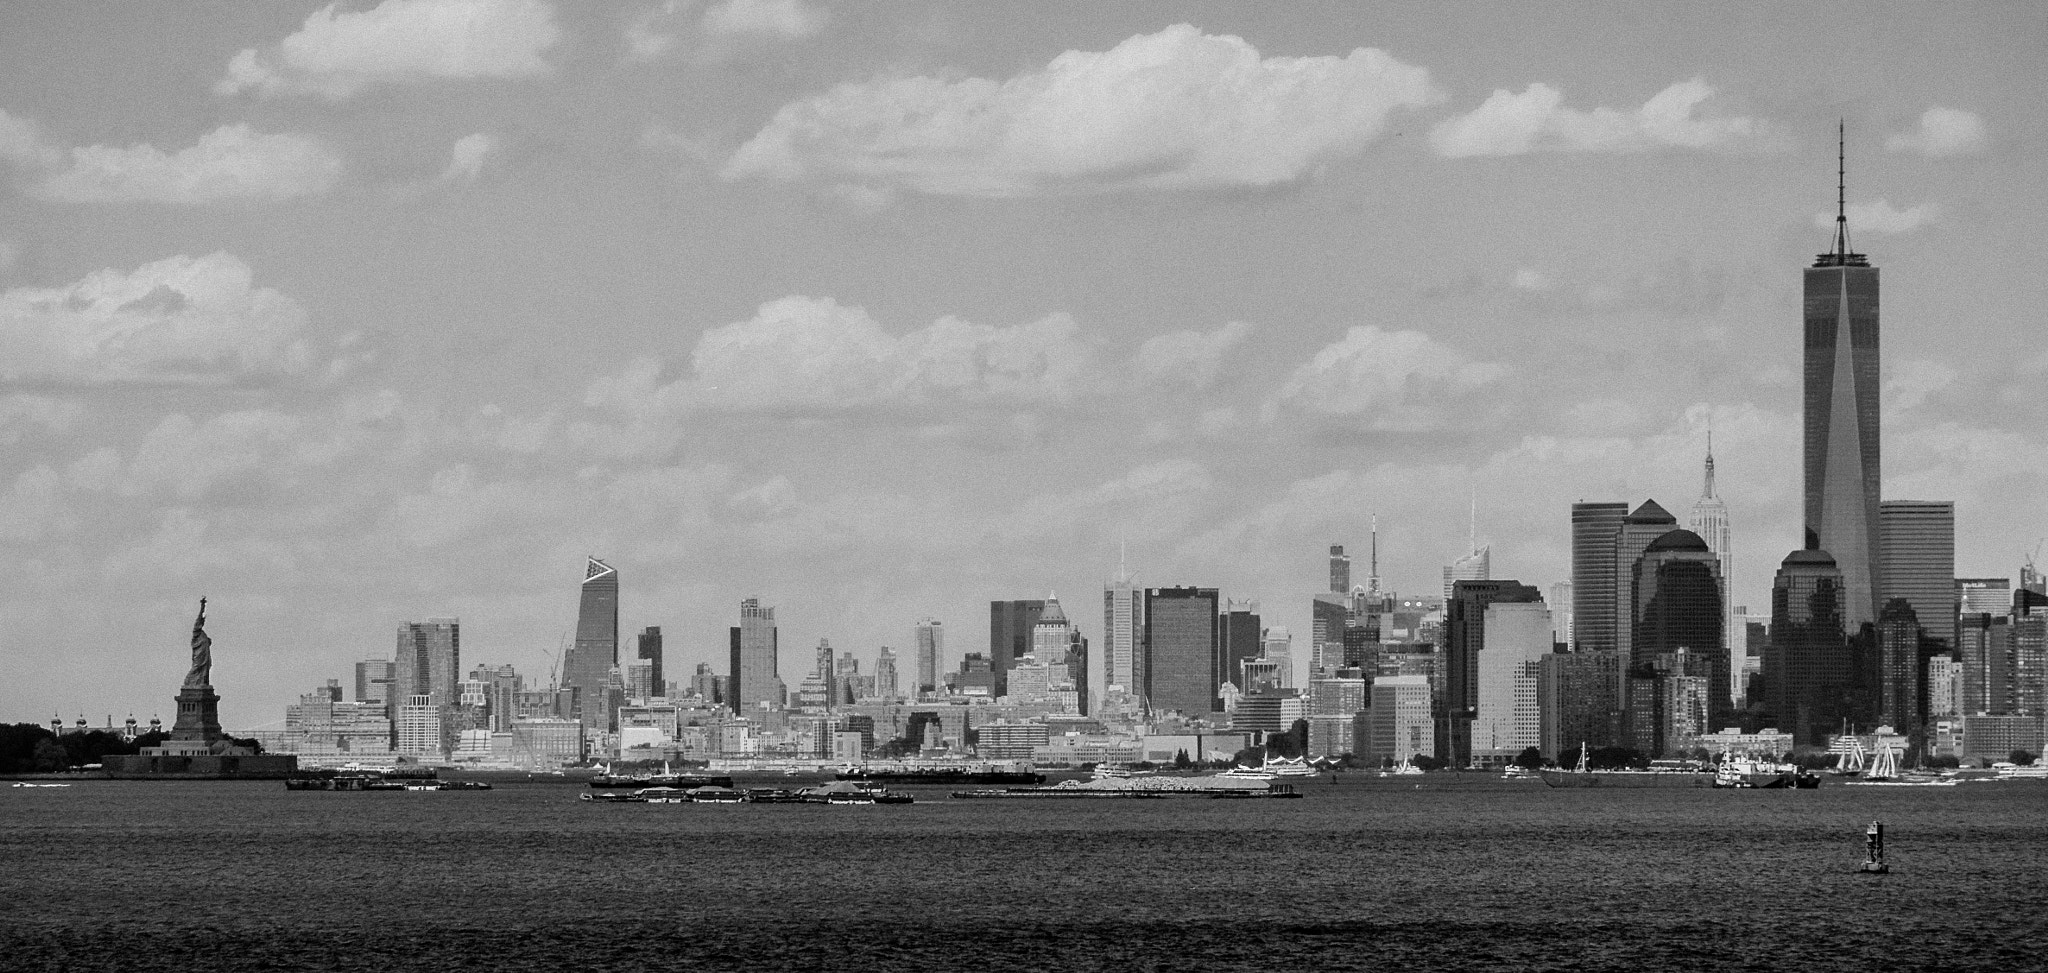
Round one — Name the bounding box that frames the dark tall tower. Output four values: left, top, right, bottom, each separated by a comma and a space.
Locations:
1765, 549, 1852, 747
1878, 500, 1956, 653
1571, 502, 1629, 652
988, 599, 1046, 697
564, 557, 618, 729
1143, 586, 1220, 716
1805, 125, 1881, 631
636, 626, 663, 695
1443, 579, 1543, 765
1611, 500, 1678, 663
1632, 530, 1728, 730
1329, 545, 1351, 594
1219, 599, 1262, 702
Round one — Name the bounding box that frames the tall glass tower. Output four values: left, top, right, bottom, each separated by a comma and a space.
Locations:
1804, 126, 1881, 631
565, 557, 618, 729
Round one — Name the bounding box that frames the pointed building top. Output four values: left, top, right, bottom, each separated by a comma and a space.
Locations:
1626, 499, 1676, 524
584, 556, 615, 582
1815, 121, 1869, 268
1702, 428, 1718, 499
1038, 594, 1068, 626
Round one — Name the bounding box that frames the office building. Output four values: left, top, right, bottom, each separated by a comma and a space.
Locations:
1611, 500, 1678, 664
635, 626, 663, 698
1957, 578, 2011, 618
728, 597, 782, 713
989, 599, 1047, 697
1549, 581, 1574, 648
394, 694, 443, 758
1957, 613, 2011, 715
1571, 501, 1630, 652
393, 618, 459, 752
1330, 545, 1351, 594
1875, 598, 1924, 728
1143, 586, 1221, 716
1631, 529, 1727, 729
1927, 655, 1962, 719
1104, 553, 1143, 697
1765, 549, 1852, 747
1878, 501, 1956, 652
1443, 546, 1491, 604
1804, 138, 1882, 632
354, 658, 395, 709
1686, 440, 1734, 672
875, 647, 900, 701
1444, 579, 1544, 765
1219, 599, 1262, 693
914, 617, 944, 695
1365, 675, 1434, 767
1539, 649, 1623, 758
1471, 601, 1552, 762
563, 557, 619, 730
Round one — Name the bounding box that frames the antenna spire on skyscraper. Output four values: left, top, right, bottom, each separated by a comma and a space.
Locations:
1704, 421, 1717, 498
1836, 119, 1851, 260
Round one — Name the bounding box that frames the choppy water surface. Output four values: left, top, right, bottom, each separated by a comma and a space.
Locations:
4, 776, 2043, 971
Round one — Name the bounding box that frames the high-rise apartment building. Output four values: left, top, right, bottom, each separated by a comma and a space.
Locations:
914, 617, 944, 695
1143, 586, 1220, 716
1571, 501, 1630, 652
989, 599, 1046, 697
563, 557, 618, 730
1879, 501, 1956, 652
1804, 134, 1882, 632
728, 597, 781, 713
1444, 579, 1543, 765
1765, 549, 1852, 747
393, 618, 459, 751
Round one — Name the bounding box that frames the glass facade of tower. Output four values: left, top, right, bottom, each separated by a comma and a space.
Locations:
988, 600, 1046, 698
1878, 500, 1956, 652
1444, 579, 1543, 766
728, 597, 779, 713
1804, 254, 1881, 631
1610, 500, 1677, 664
914, 617, 943, 695
1875, 598, 1924, 729
1631, 530, 1727, 729
1219, 600, 1261, 700
564, 557, 618, 730
1570, 502, 1629, 653
1143, 587, 1219, 717
1766, 550, 1851, 747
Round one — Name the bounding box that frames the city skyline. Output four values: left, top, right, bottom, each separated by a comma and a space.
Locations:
4, 3, 2047, 726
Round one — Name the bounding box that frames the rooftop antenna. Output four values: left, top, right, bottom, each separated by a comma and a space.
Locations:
1835, 119, 1851, 260
1468, 487, 1478, 555
1704, 421, 1718, 498
1368, 513, 1381, 599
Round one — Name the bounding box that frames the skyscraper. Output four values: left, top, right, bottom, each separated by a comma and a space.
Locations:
1329, 545, 1351, 594
1103, 552, 1143, 697
875, 647, 900, 700
913, 618, 943, 695
728, 597, 780, 713
1875, 598, 1924, 729
1611, 500, 1678, 663
1219, 599, 1262, 695
1442, 546, 1490, 604
636, 626, 663, 698
393, 618, 459, 753
354, 658, 395, 708
1687, 438, 1734, 672
1143, 586, 1220, 717
1765, 549, 1851, 747
1031, 594, 1071, 666
1804, 130, 1882, 631
1631, 529, 1727, 730
1444, 579, 1543, 765
1878, 500, 1956, 653
1570, 501, 1629, 652
989, 599, 1046, 697
563, 557, 618, 730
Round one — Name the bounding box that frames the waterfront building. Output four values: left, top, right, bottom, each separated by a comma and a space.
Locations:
1956, 714, 2047, 766
1695, 726, 1794, 757
2017, 613, 2048, 717
1444, 580, 1543, 765
976, 721, 1050, 760
1631, 529, 1728, 730
1766, 549, 1853, 747
1365, 675, 1434, 767
1232, 689, 1306, 735
1471, 601, 1551, 763
914, 617, 944, 695
728, 597, 782, 714
1143, 586, 1221, 716
393, 618, 460, 752
1220, 599, 1262, 694
354, 658, 395, 708
1538, 649, 1623, 758
1611, 500, 1678, 665
395, 694, 444, 758
509, 716, 584, 767
1804, 139, 1882, 631
562, 558, 619, 731
1571, 501, 1630, 653
1686, 440, 1735, 677
1875, 599, 1925, 729
284, 690, 394, 765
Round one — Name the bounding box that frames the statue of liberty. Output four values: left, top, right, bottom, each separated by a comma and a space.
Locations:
183, 597, 212, 688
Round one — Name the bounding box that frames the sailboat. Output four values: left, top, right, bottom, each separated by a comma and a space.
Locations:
1831, 740, 1866, 777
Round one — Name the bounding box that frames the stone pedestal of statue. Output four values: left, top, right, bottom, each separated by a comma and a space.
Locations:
170, 684, 224, 746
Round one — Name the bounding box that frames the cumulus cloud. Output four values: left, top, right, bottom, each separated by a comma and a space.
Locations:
28, 124, 343, 204
0, 252, 323, 386
722, 24, 1439, 198
589, 296, 1100, 420
1136, 321, 1256, 390
702, 0, 826, 39
1265, 325, 1504, 430
217, 0, 561, 100
1886, 107, 1987, 158
437, 133, 497, 184
1814, 199, 1940, 235
1430, 79, 1773, 157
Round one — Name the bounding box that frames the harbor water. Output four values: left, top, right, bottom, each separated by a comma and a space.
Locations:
5, 775, 2044, 971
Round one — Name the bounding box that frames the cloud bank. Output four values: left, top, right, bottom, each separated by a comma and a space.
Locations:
723, 24, 1439, 198
218, 0, 561, 100
1430, 79, 1772, 157
1886, 107, 1987, 158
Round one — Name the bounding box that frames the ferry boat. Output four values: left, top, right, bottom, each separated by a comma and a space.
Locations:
1713, 755, 1820, 789
836, 761, 1041, 785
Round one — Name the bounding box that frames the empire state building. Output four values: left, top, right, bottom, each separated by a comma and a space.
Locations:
1803, 128, 1881, 631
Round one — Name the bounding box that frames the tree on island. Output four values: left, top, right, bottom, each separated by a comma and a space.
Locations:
1173, 749, 1193, 770
2011, 750, 2038, 767
1512, 746, 1543, 770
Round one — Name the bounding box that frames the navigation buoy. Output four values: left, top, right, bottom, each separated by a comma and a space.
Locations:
1860, 820, 1889, 874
